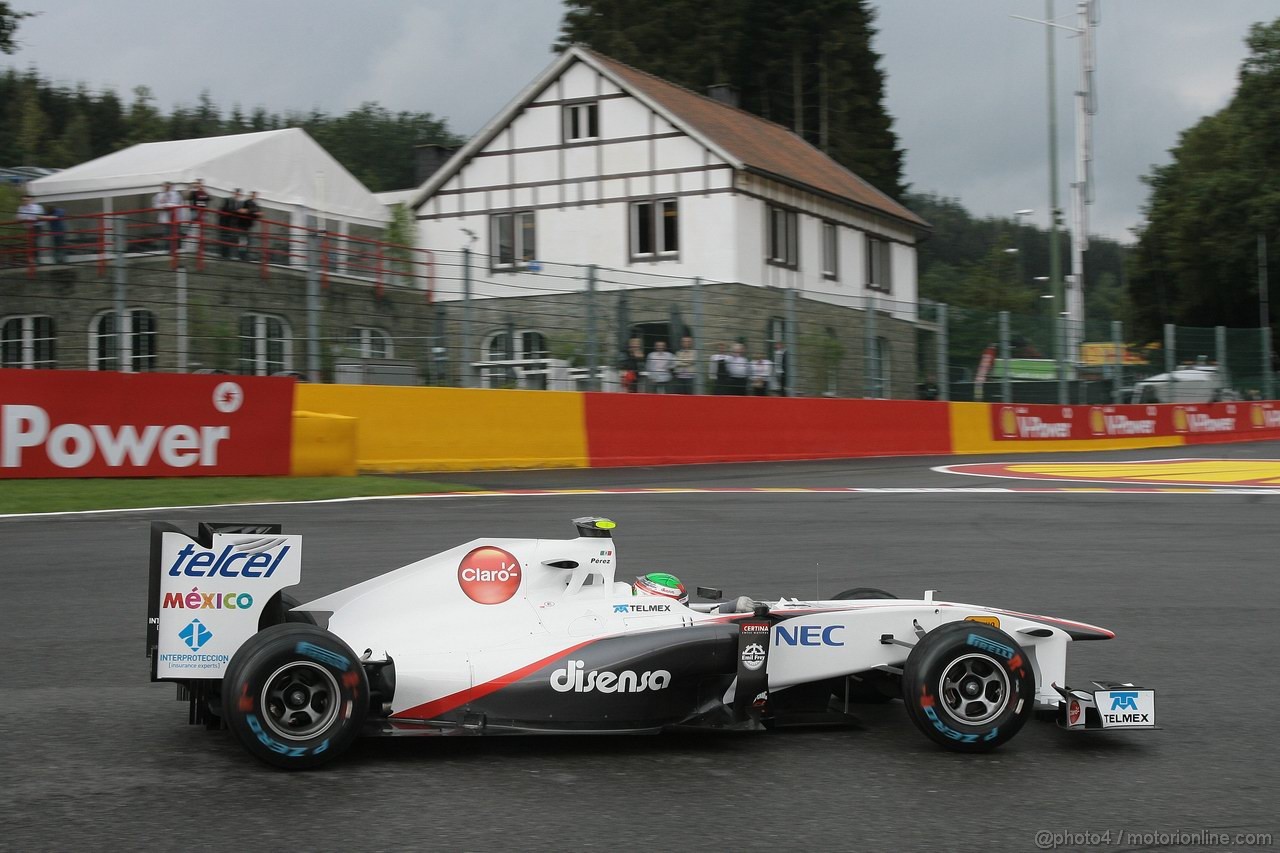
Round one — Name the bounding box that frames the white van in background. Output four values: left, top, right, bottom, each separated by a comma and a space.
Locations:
1127, 360, 1237, 404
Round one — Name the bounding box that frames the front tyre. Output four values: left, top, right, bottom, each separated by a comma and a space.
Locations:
223, 623, 368, 769
901, 621, 1033, 752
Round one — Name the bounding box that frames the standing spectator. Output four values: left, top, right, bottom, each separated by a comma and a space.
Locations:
17, 194, 49, 263
673, 336, 698, 394
239, 190, 262, 260
751, 351, 775, 396
725, 342, 751, 395
219, 189, 244, 258
186, 178, 211, 241
152, 182, 182, 250
619, 338, 644, 393
772, 339, 790, 396
645, 340, 675, 393
708, 342, 729, 395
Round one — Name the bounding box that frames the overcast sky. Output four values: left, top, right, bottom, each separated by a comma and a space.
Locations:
5, 0, 1276, 244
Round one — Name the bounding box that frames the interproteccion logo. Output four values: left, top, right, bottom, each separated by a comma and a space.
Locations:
179, 618, 213, 652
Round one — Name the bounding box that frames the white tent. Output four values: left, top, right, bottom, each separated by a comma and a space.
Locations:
28, 128, 389, 229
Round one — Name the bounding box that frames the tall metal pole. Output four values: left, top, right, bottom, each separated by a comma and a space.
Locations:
462, 247, 474, 389
112, 217, 128, 370
1110, 319, 1123, 403
1046, 0, 1065, 404
999, 310, 1011, 403
936, 303, 949, 402
693, 276, 706, 395
864, 294, 878, 398
785, 287, 798, 397
1261, 235, 1274, 400
176, 266, 188, 373
586, 264, 599, 392
304, 214, 321, 383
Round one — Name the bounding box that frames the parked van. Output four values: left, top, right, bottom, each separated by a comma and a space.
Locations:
1127, 361, 1236, 404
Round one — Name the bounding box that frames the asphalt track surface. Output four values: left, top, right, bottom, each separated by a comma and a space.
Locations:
4, 443, 1280, 852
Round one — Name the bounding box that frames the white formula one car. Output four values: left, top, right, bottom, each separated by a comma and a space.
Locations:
146, 517, 1157, 769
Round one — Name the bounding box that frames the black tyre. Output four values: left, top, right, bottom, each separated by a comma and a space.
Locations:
901, 621, 1034, 752
223, 623, 368, 769
831, 587, 897, 600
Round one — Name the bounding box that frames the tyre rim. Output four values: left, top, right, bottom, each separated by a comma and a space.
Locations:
260, 661, 340, 741
937, 653, 1010, 726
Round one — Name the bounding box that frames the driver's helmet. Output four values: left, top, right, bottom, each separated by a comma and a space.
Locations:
633, 571, 688, 605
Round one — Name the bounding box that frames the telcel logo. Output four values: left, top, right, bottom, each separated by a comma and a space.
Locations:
775, 624, 844, 647
458, 546, 522, 604
168, 542, 290, 578
550, 659, 672, 693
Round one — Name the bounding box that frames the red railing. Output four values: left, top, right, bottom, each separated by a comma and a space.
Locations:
0, 206, 435, 300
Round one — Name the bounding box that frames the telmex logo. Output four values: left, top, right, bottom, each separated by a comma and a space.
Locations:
1, 404, 231, 469
168, 539, 291, 578
457, 546, 522, 604
775, 624, 844, 647
550, 659, 671, 693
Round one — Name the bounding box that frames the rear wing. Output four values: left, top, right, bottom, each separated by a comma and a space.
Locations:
146, 521, 302, 682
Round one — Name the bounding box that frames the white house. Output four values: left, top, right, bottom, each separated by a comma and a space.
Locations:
411, 46, 928, 319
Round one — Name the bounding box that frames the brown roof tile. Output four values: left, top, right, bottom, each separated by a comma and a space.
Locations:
585, 49, 926, 230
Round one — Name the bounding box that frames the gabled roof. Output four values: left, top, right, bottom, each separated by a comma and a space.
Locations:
29, 128, 389, 225
412, 46, 925, 230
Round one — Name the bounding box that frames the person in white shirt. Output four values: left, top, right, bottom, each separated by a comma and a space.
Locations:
152, 182, 183, 249
725, 342, 751, 395
645, 340, 676, 393
751, 352, 775, 396
673, 336, 698, 394
17, 194, 49, 262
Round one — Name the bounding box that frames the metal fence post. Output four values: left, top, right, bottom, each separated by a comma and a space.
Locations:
462, 247, 474, 389
1164, 323, 1177, 396
999, 310, 1011, 404
865, 294, 878, 397
1265, 325, 1275, 401
1215, 325, 1228, 391
305, 214, 321, 383
1057, 311, 1068, 405
1111, 319, 1123, 403
112, 218, 127, 371
586, 264, 599, 392
694, 276, 706, 395
176, 266, 188, 373
785, 287, 797, 397
936, 303, 949, 401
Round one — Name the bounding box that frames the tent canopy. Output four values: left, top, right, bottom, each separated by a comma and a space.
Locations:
28, 128, 389, 226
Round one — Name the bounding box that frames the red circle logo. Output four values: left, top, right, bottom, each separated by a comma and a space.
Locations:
457, 546, 522, 604
1068, 700, 1081, 725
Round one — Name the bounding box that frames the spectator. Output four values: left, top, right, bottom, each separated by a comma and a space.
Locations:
17, 194, 49, 262
772, 339, 790, 396
240, 190, 262, 260
751, 351, 775, 396
619, 338, 644, 393
645, 340, 675, 393
186, 178, 211, 240
708, 342, 729, 394
152, 182, 182, 250
219, 189, 244, 258
918, 375, 940, 400
673, 336, 697, 394
725, 343, 751, 395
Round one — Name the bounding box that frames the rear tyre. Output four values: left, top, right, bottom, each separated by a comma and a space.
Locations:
223, 623, 368, 769
901, 621, 1033, 752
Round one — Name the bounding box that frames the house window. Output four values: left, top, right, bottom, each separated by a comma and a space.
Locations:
867, 235, 893, 292
90, 309, 157, 372
480, 328, 548, 388
1, 315, 56, 369
348, 327, 392, 359
563, 101, 599, 142
821, 221, 839, 280
767, 205, 798, 269
491, 211, 536, 269
238, 313, 291, 376
630, 199, 679, 260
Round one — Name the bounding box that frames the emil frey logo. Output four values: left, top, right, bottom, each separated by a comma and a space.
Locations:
550, 659, 671, 693
1110, 691, 1139, 711
741, 643, 766, 671
457, 546, 522, 604
179, 618, 213, 652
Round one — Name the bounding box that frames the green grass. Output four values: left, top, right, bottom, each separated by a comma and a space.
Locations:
0, 476, 476, 514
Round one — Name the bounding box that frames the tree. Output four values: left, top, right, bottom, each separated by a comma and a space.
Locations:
557, 0, 905, 197
1129, 17, 1280, 340
0, 2, 32, 54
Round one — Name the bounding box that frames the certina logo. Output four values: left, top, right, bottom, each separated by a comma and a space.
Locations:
550, 659, 671, 693
741, 622, 770, 634
1, 404, 232, 470
741, 642, 766, 671
457, 546, 522, 604
613, 603, 672, 613
212, 382, 244, 414
162, 587, 254, 610
179, 618, 212, 651
167, 539, 291, 579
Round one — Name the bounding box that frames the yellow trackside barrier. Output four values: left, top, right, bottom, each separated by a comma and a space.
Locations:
294, 385, 589, 472
947, 402, 1183, 454
290, 410, 359, 477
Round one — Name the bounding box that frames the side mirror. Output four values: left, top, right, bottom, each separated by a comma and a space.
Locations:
696, 586, 723, 601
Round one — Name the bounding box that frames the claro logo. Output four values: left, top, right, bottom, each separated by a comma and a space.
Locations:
550, 659, 672, 693
457, 546, 522, 604
1, 404, 230, 469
